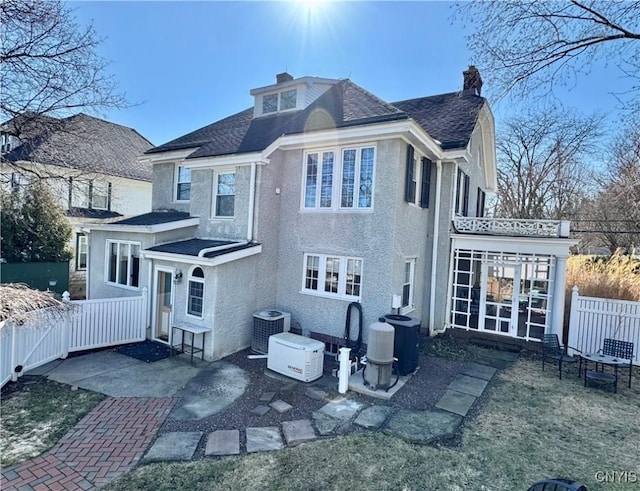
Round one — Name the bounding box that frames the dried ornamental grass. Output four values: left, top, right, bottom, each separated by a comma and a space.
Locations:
566, 253, 640, 301
0, 283, 71, 324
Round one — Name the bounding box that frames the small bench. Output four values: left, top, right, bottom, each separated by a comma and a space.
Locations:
584, 369, 617, 393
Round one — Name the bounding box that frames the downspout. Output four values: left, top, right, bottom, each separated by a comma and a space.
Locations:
429, 159, 443, 334
84, 229, 91, 299
247, 161, 257, 241
147, 257, 153, 333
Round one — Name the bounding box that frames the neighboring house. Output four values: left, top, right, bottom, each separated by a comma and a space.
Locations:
1, 113, 154, 298
83, 68, 576, 361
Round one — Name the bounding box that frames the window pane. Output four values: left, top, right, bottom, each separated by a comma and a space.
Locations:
92, 181, 109, 210
263, 93, 277, 113
77, 235, 87, 270
71, 181, 89, 208
109, 243, 118, 282
345, 258, 362, 296
402, 283, 411, 307
131, 245, 140, 287
118, 243, 130, 285
341, 149, 356, 207
177, 166, 191, 200
305, 153, 318, 207
358, 147, 374, 208
305, 255, 319, 290
280, 89, 297, 110
320, 152, 334, 207
215, 173, 235, 217
325, 257, 340, 293
188, 281, 204, 316
404, 261, 412, 283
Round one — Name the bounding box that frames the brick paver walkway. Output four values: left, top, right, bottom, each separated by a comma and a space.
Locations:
1, 397, 176, 491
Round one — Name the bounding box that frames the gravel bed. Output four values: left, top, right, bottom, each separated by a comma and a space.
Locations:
159, 336, 471, 457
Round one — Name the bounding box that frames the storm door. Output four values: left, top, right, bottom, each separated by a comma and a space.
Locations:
154, 268, 173, 343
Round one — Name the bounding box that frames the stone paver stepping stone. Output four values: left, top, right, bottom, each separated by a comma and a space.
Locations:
251, 405, 271, 416
270, 399, 293, 413
317, 399, 364, 421
354, 405, 394, 429
144, 431, 202, 461
205, 430, 240, 456
305, 387, 329, 401
436, 389, 477, 417
385, 410, 462, 444
312, 411, 342, 435
260, 391, 276, 402
246, 427, 284, 453
282, 419, 317, 446
461, 362, 497, 381
448, 374, 488, 398
469, 346, 519, 369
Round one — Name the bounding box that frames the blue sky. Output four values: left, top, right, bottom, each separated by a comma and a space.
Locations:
69, 1, 625, 146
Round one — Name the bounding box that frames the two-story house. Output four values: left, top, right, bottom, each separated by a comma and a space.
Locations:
1, 113, 154, 298
83, 68, 576, 361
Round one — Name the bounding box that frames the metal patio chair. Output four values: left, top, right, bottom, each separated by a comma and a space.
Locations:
601, 338, 634, 388
541, 334, 579, 380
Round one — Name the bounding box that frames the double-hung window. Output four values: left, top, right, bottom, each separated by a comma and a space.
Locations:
187, 267, 205, 318
302, 253, 363, 300
76, 234, 88, 270
213, 171, 235, 218
106, 240, 140, 288
303, 145, 375, 211
91, 181, 109, 210
402, 259, 416, 313
176, 165, 191, 201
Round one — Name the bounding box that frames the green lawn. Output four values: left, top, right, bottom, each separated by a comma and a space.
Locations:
105, 357, 640, 491
0, 376, 106, 467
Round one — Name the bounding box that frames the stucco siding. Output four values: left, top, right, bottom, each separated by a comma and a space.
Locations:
152, 162, 189, 212
267, 139, 431, 341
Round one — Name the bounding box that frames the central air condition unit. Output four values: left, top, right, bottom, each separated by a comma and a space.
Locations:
252, 309, 291, 354
267, 332, 324, 382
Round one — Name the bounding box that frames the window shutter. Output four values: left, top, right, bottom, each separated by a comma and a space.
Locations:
88, 181, 94, 209
405, 144, 415, 203
476, 188, 485, 217
68, 177, 73, 209
420, 157, 432, 208
463, 174, 470, 216
107, 182, 112, 211
455, 169, 462, 214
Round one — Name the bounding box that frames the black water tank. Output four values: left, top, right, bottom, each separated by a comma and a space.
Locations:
383, 314, 420, 375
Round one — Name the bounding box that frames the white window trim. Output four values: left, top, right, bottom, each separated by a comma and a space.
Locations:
175, 164, 191, 202
91, 181, 109, 210
104, 239, 141, 291
76, 234, 88, 271
186, 266, 205, 319
211, 170, 236, 219
301, 144, 376, 212
301, 253, 363, 301
401, 258, 416, 315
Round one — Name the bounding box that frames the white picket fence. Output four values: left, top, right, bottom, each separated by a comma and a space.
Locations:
1, 289, 148, 388
567, 286, 640, 365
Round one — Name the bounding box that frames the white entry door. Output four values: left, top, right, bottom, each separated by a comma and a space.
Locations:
480, 262, 521, 336
153, 268, 173, 343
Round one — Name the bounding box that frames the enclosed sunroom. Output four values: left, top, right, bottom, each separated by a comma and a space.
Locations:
447, 218, 578, 342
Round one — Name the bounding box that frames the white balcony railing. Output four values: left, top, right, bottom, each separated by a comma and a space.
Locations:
453, 217, 571, 238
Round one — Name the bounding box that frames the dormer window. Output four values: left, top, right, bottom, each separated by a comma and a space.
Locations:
280, 89, 297, 110
261, 88, 298, 115
262, 94, 278, 114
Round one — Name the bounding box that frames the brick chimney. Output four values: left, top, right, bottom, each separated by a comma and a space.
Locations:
463, 65, 483, 96
276, 72, 294, 84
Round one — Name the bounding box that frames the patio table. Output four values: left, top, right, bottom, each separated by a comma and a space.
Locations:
172, 323, 211, 363
580, 353, 628, 393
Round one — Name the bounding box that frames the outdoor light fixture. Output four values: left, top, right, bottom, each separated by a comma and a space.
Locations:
48, 279, 58, 287
174, 270, 183, 284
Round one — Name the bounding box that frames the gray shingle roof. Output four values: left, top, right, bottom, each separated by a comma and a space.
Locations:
145, 78, 486, 159
392, 92, 486, 150
146, 238, 258, 258
2, 113, 154, 181
114, 211, 192, 226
